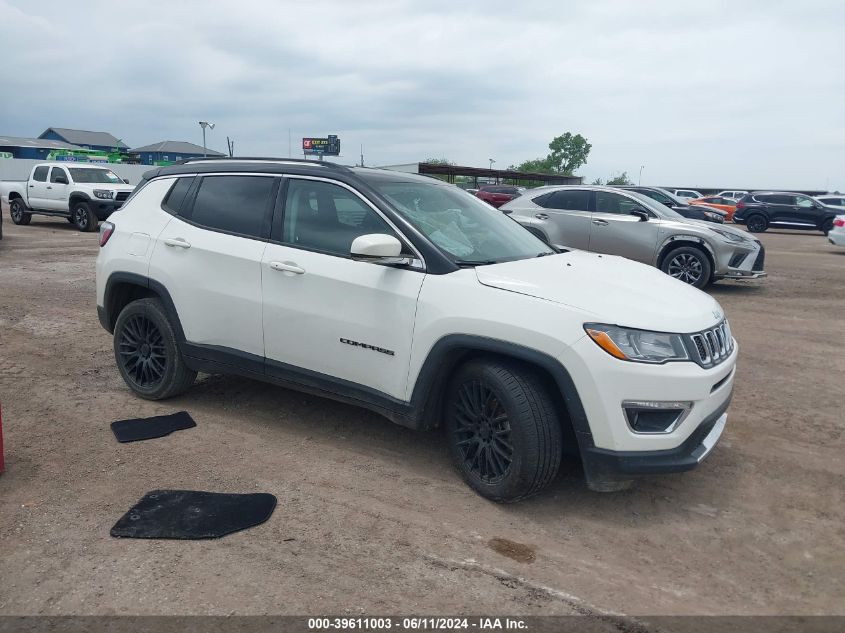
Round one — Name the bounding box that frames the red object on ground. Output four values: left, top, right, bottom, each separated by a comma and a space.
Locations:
0, 403, 5, 474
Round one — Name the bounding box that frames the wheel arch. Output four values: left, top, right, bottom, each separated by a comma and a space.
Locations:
69, 192, 91, 207
101, 272, 185, 341
409, 335, 591, 453
8, 191, 23, 202
657, 236, 716, 273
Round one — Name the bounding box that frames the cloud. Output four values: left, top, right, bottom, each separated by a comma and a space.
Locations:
0, 0, 842, 189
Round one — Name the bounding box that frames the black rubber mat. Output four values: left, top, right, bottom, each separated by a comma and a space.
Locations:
111, 490, 277, 539
111, 411, 196, 443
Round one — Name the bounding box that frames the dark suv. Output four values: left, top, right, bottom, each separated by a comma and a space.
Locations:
733, 192, 838, 234
617, 186, 726, 223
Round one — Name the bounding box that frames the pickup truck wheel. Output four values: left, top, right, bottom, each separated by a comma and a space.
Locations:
113, 298, 197, 400
661, 246, 712, 289
72, 202, 98, 232
445, 360, 562, 502
9, 199, 31, 225
746, 214, 768, 233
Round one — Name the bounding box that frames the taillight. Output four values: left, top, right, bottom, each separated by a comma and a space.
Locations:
99, 221, 115, 247
834, 218, 845, 228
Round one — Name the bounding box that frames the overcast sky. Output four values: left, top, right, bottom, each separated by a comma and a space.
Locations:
1, 0, 843, 190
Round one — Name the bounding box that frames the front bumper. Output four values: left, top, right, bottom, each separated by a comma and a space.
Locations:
90, 199, 123, 220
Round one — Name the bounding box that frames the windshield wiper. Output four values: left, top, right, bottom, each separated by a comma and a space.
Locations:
536, 251, 555, 257
455, 259, 499, 267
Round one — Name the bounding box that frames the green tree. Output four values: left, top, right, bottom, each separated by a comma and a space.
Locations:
591, 177, 604, 185
423, 157, 454, 165
606, 171, 633, 185
547, 132, 592, 175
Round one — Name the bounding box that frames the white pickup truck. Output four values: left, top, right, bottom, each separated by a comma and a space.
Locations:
1, 162, 135, 232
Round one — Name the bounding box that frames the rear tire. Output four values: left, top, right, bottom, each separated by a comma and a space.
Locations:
661, 245, 712, 289
72, 201, 98, 232
746, 214, 768, 233
113, 298, 197, 400
10, 199, 31, 225
444, 359, 562, 502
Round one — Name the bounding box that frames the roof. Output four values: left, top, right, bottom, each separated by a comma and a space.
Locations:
128, 140, 225, 156
40, 127, 128, 149
0, 135, 83, 150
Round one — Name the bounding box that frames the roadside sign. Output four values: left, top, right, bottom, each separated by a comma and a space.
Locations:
302, 135, 340, 156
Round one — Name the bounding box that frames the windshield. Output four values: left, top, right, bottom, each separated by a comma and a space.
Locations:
627, 191, 689, 221
68, 168, 123, 184
368, 179, 553, 264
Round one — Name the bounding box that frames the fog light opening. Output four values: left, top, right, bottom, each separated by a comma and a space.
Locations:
623, 400, 693, 434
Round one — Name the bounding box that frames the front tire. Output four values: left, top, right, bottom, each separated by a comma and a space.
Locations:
72, 201, 98, 232
661, 246, 712, 289
113, 298, 197, 400
746, 214, 768, 233
445, 360, 562, 502
10, 199, 31, 225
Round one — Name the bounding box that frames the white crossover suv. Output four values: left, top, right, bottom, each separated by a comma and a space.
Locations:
95, 159, 737, 501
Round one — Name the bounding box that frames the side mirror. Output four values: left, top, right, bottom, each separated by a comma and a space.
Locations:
123, 178, 130, 184
55, 176, 68, 184
350, 234, 409, 265
630, 209, 649, 222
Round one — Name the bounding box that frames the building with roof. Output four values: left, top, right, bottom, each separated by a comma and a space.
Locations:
129, 141, 225, 165
0, 135, 84, 159
38, 127, 128, 153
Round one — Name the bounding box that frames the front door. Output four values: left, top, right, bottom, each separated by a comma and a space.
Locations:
262, 177, 424, 400
47, 166, 71, 210
148, 174, 277, 364
587, 190, 661, 264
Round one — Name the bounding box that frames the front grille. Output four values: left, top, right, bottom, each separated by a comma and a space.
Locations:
752, 243, 765, 271
115, 191, 130, 202
688, 320, 733, 367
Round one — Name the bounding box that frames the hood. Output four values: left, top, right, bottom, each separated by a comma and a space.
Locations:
663, 217, 752, 240
475, 251, 724, 333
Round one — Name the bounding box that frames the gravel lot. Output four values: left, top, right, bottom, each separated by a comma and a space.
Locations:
0, 215, 843, 618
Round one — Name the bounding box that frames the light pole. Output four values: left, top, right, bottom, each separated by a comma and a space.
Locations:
198, 121, 215, 157
639, 165, 645, 185
489, 158, 496, 170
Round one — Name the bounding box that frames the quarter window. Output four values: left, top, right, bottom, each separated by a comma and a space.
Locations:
33, 166, 49, 182
540, 190, 591, 211
187, 175, 274, 239
162, 177, 196, 214
283, 179, 397, 257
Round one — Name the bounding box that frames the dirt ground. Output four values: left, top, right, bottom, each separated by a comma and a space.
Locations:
0, 215, 843, 618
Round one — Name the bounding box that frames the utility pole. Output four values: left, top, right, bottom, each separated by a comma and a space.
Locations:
360, 144, 364, 167
198, 121, 215, 157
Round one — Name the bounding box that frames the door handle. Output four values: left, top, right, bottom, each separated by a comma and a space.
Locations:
29, 184, 34, 188
592, 219, 609, 226
535, 213, 549, 220
269, 261, 305, 274
163, 237, 191, 249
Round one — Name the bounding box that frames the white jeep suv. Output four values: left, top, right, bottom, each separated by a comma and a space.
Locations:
95, 159, 737, 501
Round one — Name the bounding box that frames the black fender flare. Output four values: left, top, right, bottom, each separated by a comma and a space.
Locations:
100, 272, 185, 341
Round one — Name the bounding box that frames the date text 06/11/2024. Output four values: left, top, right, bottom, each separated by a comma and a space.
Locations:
307, 617, 528, 630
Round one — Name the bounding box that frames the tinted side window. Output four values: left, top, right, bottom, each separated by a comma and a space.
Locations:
187, 175, 274, 239
162, 177, 196, 214
595, 192, 641, 214
50, 167, 68, 183
283, 179, 397, 257
33, 166, 49, 182
542, 190, 591, 211
768, 195, 793, 205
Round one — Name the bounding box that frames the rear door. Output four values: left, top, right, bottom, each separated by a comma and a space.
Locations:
532, 189, 592, 249
763, 194, 795, 225
148, 173, 277, 365
27, 165, 50, 209
261, 176, 424, 399
587, 190, 661, 263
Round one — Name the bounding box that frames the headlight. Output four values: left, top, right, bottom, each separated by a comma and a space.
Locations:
709, 227, 747, 243
94, 189, 114, 199
584, 323, 689, 363
704, 211, 724, 223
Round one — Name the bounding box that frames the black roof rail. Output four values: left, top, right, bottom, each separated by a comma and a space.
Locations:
176, 156, 351, 171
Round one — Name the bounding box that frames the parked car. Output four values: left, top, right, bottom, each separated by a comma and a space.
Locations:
690, 196, 738, 222
815, 194, 845, 208
0, 163, 134, 232
500, 185, 766, 289
733, 192, 838, 234
717, 190, 748, 201
617, 186, 727, 223
96, 158, 738, 501
475, 184, 522, 208
673, 189, 704, 200
827, 215, 845, 247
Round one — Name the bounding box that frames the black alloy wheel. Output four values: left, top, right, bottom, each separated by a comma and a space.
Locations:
453, 380, 514, 483
118, 313, 168, 388
746, 215, 768, 233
